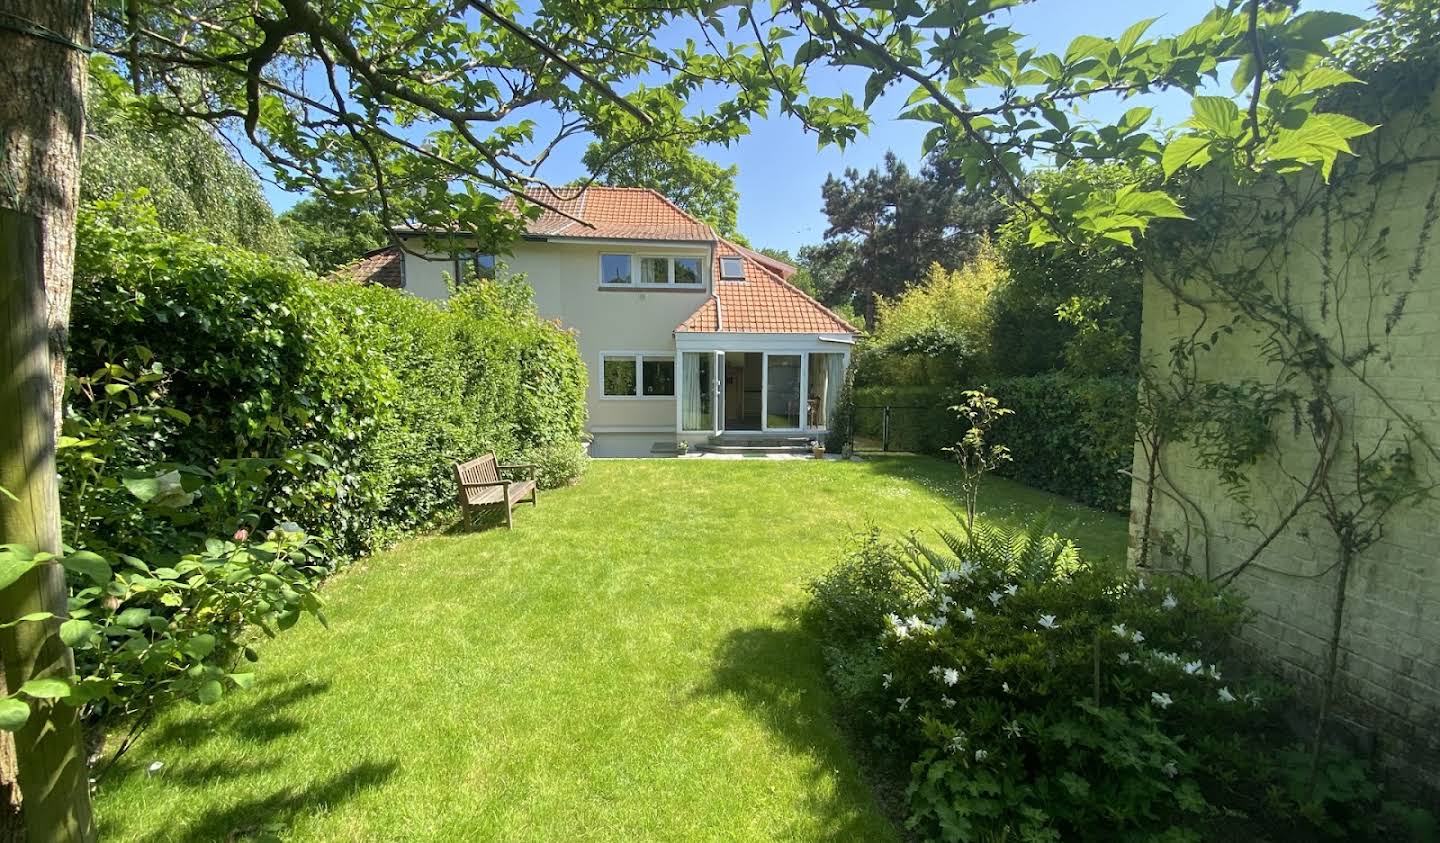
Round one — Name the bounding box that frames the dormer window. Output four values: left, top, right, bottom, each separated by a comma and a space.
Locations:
719, 256, 745, 280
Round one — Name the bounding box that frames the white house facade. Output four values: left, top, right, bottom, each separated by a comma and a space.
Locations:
340, 187, 857, 457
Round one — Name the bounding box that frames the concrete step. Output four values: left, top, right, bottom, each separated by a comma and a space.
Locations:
697, 444, 813, 455
708, 435, 813, 448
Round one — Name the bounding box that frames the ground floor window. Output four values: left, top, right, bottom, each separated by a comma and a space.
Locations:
602, 353, 674, 398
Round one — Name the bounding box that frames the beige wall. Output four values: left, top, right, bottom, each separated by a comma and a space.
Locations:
1127, 90, 1440, 790
398, 237, 713, 435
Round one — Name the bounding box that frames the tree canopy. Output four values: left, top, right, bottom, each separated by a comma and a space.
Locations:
81, 60, 290, 256
279, 195, 389, 274
582, 140, 742, 238
88, 1, 1374, 255
809, 150, 1007, 326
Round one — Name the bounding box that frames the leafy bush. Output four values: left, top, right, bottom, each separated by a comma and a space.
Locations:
522, 440, 591, 490
807, 518, 1430, 841
852, 374, 1135, 511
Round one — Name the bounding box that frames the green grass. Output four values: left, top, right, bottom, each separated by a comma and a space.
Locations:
93, 455, 1127, 842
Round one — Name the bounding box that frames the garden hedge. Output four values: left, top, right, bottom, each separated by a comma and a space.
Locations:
853, 373, 1136, 511
70, 201, 588, 556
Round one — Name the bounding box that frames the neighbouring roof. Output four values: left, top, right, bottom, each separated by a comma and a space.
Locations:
676, 242, 857, 335
503, 186, 718, 242
731, 242, 798, 280
333, 246, 403, 288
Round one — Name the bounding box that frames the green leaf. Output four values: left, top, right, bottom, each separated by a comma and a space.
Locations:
1163, 136, 1213, 178
1190, 96, 1240, 135
1116, 17, 1158, 56
228, 673, 256, 690
115, 607, 150, 628
61, 551, 112, 585
0, 612, 54, 629
0, 550, 38, 592
0, 699, 30, 732
59, 619, 94, 648
183, 634, 217, 660
196, 679, 224, 705
1284, 11, 1366, 43
18, 677, 71, 700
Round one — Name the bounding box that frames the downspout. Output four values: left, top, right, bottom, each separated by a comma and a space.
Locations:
713, 292, 723, 331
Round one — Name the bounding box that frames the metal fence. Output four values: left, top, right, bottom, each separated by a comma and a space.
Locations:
849, 404, 949, 452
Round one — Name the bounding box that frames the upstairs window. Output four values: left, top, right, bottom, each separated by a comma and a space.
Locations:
601, 254, 704, 286
719, 256, 745, 279
601, 254, 633, 284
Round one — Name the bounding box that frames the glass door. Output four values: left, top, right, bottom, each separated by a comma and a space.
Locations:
764, 354, 802, 430
680, 351, 713, 432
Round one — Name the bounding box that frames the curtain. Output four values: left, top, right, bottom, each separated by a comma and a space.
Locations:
824, 353, 845, 430
682, 352, 703, 431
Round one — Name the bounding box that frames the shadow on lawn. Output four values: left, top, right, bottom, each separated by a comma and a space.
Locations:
702, 616, 903, 842
99, 677, 398, 841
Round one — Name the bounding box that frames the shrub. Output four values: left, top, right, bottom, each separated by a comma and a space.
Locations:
522, 440, 591, 489
852, 374, 1135, 511
808, 518, 1429, 841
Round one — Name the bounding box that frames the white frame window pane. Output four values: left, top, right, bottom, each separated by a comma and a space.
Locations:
719, 256, 744, 279
602, 356, 638, 396
641, 357, 675, 396
640, 256, 670, 284
601, 254, 632, 284
673, 258, 701, 285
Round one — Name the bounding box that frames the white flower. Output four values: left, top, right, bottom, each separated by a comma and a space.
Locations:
1117, 652, 1132, 664
943, 668, 960, 686
1005, 583, 1019, 597
929, 615, 948, 630
947, 733, 967, 753
988, 590, 1004, 606
1162, 592, 1178, 611
1183, 660, 1203, 675
1151, 691, 1173, 709
941, 696, 956, 708
1004, 721, 1022, 739
1217, 686, 1237, 703
1161, 759, 1178, 778
974, 749, 989, 762
882, 672, 893, 689
885, 614, 909, 639
896, 697, 910, 712
1111, 623, 1129, 638
146, 761, 164, 776
1132, 630, 1145, 644
1037, 614, 1060, 630
1002, 682, 1011, 694
1135, 578, 1149, 592
1208, 665, 1222, 681
961, 607, 976, 621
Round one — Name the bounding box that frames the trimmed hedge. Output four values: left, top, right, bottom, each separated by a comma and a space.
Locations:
70, 202, 587, 555
854, 374, 1136, 511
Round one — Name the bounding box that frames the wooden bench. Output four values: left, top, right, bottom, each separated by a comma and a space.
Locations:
454, 453, 538, 529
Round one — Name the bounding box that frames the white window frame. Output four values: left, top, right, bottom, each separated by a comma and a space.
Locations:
599, 252, 706, 288
598, 352, 676, 400
719, 256, 745, 279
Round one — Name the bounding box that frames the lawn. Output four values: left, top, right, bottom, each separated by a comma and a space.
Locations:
93, 455, 1127, 842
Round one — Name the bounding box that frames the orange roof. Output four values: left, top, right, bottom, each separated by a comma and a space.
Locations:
676, 242, 857, 335
333, 246, 403, 288
504, 186, 718, 242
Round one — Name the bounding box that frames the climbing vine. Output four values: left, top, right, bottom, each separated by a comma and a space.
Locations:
1127, 47, 1440, 792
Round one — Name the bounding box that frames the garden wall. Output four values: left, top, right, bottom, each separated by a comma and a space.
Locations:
1127, 87, 1440, 789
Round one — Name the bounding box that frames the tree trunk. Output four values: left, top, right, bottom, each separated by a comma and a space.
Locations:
0, 2, 95, 839
0, 0, 90, 420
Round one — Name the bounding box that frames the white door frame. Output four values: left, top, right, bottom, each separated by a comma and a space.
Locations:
761, 351, 806, 433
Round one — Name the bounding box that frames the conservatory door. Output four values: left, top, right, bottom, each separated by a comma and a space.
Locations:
680, 351, 723, 436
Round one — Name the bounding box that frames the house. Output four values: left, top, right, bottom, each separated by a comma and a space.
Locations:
340, 186, 857, 457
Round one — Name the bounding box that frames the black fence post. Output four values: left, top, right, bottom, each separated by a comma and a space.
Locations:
882, 405, 891, 452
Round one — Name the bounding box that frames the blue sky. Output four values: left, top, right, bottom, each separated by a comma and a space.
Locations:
258, 0, 1374, 255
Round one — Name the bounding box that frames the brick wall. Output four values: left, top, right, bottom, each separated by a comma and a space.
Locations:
1127, 87, 1440, 790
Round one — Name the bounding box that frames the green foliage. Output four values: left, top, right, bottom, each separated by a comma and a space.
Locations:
993, 165, 1146, 378
807, 517, 1427, 841
522, 441, 592, 490
582, 139, 741, 238
945, 389, 1013, 530
81, 59, 291, 256
279, 194, 389, 274
70, 197, 588, 555
811, 151, 1007, 325
854, 375, 1136, 511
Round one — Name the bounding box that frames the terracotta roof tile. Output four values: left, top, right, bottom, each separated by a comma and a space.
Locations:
333, 246, 403, 288
503, 186, 717, 242
676, 243, 857, 335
